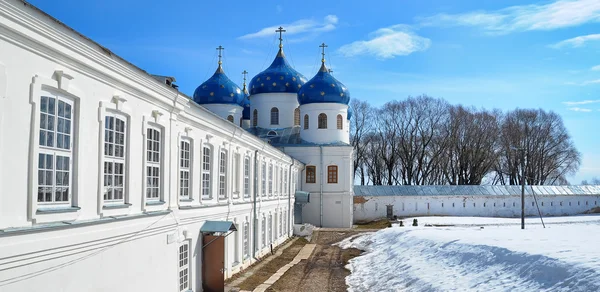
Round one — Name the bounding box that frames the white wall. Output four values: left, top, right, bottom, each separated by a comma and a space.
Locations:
0, 1, 302, 291
249, 92, 298, 128
353, 195, 600, 222
299, 103, 349, 144
202, 103, 243, 124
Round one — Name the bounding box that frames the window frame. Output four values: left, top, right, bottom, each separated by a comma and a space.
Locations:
303, 114, 309, 130
328, 165, 338, 184
233, 153, 241, 199
202, 145, 212, 199
243, 220, 250, 259
145, 126, 162, 201
103, 112, 127, 203
270, 107, 279, 125
336, 114, 343, 130
318, 113, 327, 129
178, 241, 191, 292
253, 109, 258, 127
179, 139, 192, 200
261, 161, 267, 197
294, 108, 300, 126
219, 149, 228, 200
268, 163, 273, 197
37, 95, 75, 206
243, 156, 250, 198
306, 166, 316, 184
227, 115, 234, 123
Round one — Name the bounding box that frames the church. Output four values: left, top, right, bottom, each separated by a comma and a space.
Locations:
0, 1, 353, 291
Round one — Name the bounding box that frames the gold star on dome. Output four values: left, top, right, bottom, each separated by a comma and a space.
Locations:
202, 85, 207, 89
280, 76, 284, 80
220, 85, 225, 88
310, 84, 314, 88
285, 82, 289, 87
297, 84, 301, 88
257, 77, 261, 81
210, 92, 214, 96
272, 82, 277, 86
331, 83, 336, 87
340, 93, 344, 97
302, 93, 305, 97
261, 83, 264, 87
292, 77, 296, 81
230, 93, 234, 97
266, 76, 271, 80
320, 91, 325, 96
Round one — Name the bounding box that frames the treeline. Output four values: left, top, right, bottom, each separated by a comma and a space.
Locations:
350, 96, 581, 186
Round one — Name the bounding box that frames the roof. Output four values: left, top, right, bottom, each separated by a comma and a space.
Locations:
353, 185, 600, 196
200, 221, 237, 233
249, 48, 307, 95
298, 63, 350, 106
245, 126, 351, 147
193, 65, 244, 106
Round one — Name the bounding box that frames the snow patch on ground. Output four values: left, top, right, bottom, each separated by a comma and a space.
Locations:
339, 216, 600, 292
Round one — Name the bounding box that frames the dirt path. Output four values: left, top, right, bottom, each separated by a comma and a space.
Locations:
267, 231, 365, 292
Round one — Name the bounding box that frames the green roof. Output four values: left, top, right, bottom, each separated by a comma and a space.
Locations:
200, 221, 237, 233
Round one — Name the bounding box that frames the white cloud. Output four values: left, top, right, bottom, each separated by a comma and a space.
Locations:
550, 34, 600, 48
238, 15, 338, 40
419, 0, 600, 34
563, 99, 600, 105
592, 65, 600, 71
568, 107, 593, 112
338, 25, 431, 59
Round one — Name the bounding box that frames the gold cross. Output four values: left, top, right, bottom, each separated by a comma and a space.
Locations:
242, 70, 248, 83
319, 43, 328, 63
216, 45, 224, 65
276, 26, 286, 48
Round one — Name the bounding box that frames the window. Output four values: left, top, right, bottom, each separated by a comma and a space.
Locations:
306, 166, 316, 183
270, 107, 279, 125
328, 165, 338, 183
227, 115, 234, 123
268, 164, 273, 196
243, 221, 250, 259
318, 113, 327, 129
234, 223, 240, 264
279, 212, 283, 237
261, 216, 266, 247
283, 170, 288, 196
179, 140, 191, 199
233, 154, 240, 198
219, 150, 227, 199
268, 214, 273, 244
337, 114, 343, 129
202, 146, 211, 199
244, 156, 250, 198
253, 109, 258, 127
38, 96, 74, 204
279, 168, 284, 196
283, 210, 287, 236
294, 108, 300, 126
239, 117, 243, 127
261, 162, 266, 197
104, 114, 126, 202
146, 127, 161, 200
178, 242, 190, 292
304, 114, 309, 130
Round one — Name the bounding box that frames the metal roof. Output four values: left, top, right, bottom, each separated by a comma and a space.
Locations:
353, 185, 600, 196
200, 221, 237, 233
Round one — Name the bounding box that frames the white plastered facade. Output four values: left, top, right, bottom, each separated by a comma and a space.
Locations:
249, 92, 298, 128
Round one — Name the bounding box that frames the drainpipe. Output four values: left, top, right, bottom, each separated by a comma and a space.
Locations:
287, 159, 294, 237
252, 142, 266, 259
320, 145, 324, 227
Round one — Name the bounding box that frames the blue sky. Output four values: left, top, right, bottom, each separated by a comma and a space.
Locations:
29, 0, 600, 183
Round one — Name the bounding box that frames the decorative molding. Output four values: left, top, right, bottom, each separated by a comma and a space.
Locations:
151, 110, 163, 123
53, 69, 74, 91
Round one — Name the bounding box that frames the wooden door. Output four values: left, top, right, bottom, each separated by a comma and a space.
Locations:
387, 205, 394, 219
202, 235, 225, 292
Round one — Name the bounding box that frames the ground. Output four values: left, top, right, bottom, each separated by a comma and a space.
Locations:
338, 215, 600, 292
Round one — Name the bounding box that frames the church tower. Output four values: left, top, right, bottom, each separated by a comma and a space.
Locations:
297, 43, 350, 144
248, 27, 307, 129
193, 45, 244, 123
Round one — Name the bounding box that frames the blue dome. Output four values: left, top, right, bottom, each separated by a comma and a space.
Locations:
241, 85, 251, 119
193, 65, 244, 105
297, 63, 350, 105
347, 105, 353, 120
249, 48, 307, 95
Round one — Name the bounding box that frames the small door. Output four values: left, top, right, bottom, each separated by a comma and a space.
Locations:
387, 205, 394, 219
202, 235, 225, 292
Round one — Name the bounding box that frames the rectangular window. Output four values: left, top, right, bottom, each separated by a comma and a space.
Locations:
261, 217, 266, 247
306, 166, 316, 183
261, 162, 266, 197
146, 128, 161, 200
178, 242, 190, 292
179, 140, 191, 199
243, 221, 250, 259
104, 115, 126, 202
244, 157, 250, 198
219, 150, 227, 199
268, 164, 273, 196
38, 96, 74, 204
283, 170, 288, 196
283, 210, 287, 236
279, 168, 283, 196
202, 146, 211, 199
328, 165, 338, 183
279, 212, 283, 237
268, 214, 273, 243
233, 154, 240, 198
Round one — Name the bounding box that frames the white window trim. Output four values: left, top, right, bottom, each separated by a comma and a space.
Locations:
233, 153, 241, 199
28, 74, 84, 223
179, 138, 193, 201
261, 215, 266, 248
219, 149, 228, 200
243, 220, 250, 259
261, 161, 267, 197
243, 156, 251, 198
178, 240, 191, 292
201, 144, 213, 200
268, 163, 273, 197
141, 113, 168, 210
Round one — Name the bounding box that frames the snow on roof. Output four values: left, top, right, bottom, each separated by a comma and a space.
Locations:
353, 185, 600, 196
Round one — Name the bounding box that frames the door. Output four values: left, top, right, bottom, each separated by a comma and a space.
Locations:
202, 235, 225, 292
387, 205, 394, 219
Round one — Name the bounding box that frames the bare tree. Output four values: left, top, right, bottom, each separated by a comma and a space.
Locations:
582, 177, 600, 185
349, 99, 373, 185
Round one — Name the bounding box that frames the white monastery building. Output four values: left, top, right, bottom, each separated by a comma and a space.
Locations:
0, 1, 353, 292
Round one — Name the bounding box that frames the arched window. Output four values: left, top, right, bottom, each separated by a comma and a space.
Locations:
327, 165, 338, 183
294, 108, 300, 126
318, 113, 327, 129
270, 107, 279, 125
336, 114, 343, 129
227, 115, 234, 123
303, 114, 309, 130
253, 109, 258, 127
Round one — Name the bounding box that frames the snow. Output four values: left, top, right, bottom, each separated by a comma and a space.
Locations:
339, 215, 600, 292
